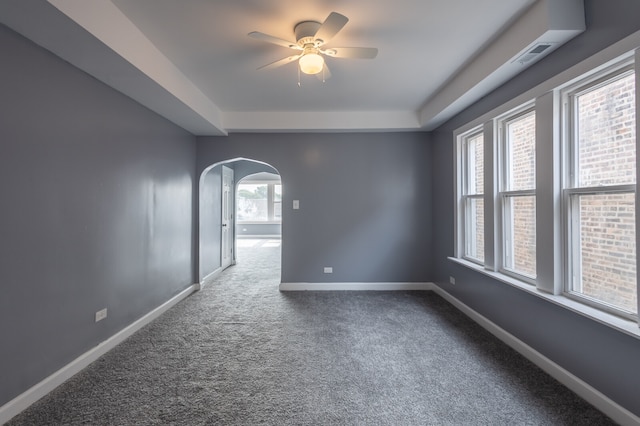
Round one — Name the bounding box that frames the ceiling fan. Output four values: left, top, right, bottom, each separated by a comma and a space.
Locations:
248, 12, 378, 79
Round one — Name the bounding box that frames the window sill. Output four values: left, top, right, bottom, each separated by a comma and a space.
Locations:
237, 221, 282, 225
448, 257, 640, 340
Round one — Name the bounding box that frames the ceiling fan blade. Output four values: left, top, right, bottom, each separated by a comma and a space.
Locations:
257, 54, 301, 71
314, 12, 348, 44
248, 31, 299, 50
324, 47, 378, 59
316, 63, 332, 82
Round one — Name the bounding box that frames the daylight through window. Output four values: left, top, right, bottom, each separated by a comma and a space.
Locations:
454, 51, 638, 326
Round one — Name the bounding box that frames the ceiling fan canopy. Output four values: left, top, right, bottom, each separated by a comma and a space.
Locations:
248, 12, 378, 78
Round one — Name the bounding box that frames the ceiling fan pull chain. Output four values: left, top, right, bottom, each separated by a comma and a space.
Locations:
298, 67, 301, 87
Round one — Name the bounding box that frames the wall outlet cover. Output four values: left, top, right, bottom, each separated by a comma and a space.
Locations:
95, 308, 108, 322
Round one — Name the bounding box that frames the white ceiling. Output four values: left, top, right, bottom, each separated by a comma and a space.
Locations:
0, 0, 585, 135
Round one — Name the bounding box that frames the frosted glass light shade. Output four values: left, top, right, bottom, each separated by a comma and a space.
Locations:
299, 53, 324, 75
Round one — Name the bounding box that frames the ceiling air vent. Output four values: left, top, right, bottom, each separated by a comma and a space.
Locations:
512, 42, 556, 66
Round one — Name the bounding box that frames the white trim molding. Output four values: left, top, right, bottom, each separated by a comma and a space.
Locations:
279, 282, 433, 291
197, 268, 224, 291
0, 284, 199, 425
429, 285, 640, 426
3, 281, 637, 425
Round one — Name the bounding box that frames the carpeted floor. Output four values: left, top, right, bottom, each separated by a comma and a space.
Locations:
8, 238, 615, 425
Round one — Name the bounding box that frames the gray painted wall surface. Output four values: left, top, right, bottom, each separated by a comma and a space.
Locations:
233, 160, 279, 182
3, 0, 639, 418
197, 133, 433, 284
431, 0, 640, 416
0, 25, 196, 406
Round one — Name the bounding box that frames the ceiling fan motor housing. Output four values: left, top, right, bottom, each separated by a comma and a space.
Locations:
294, 21, 322, 46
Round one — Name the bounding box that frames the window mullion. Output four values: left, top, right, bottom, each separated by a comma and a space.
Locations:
536, 91, 561, 294
484, 121, 496, 270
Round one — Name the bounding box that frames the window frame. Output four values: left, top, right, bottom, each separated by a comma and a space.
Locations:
451, 36, 640, 335
560, 60, 637, 319
236, 181, 282, 224
497, 105, 537, 283
457, 127, 485, 265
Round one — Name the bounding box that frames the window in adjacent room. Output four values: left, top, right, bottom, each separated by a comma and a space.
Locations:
498, 107, 537, 281
562, 61, 637, 317
237, 182, 282, 223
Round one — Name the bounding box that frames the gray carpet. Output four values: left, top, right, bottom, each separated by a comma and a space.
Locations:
8, 238, 615, 425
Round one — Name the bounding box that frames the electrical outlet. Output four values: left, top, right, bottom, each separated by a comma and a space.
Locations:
449, 276, 456, 285
95, 308, 107, 322
293, 200, 300, 210
323, 267, 333, 274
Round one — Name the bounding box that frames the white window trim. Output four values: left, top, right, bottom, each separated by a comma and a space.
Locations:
496, 105, 537, 284
560, 61, 637, 320
455, 127, 485, 265
452, 29, 640, 337
449, 256, 640, 339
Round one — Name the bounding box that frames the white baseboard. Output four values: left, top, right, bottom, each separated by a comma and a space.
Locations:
279, 282, 433, 291
429, 285, 640, 426
198, 268, 224, 290
3, 281, 637, 426
0, 284, 199, 425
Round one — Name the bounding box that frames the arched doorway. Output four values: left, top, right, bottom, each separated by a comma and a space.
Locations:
198, 158, 281, 286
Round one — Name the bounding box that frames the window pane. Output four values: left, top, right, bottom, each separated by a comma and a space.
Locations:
576, 72, 636, 187
465, 197, 484, 262
237, 184, 268, 221
504, 195, 536, 277
506, 112, 536, 191
572, 192, 637, 314
466, 133, 484, 195
273, 184, 282, 220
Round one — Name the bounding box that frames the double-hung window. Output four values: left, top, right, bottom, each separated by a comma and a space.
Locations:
237, 182, 282, 223
498, 107, 537, 281
562, 61, 637, 318
459, 129, 485, 264
453, 39, 640, 331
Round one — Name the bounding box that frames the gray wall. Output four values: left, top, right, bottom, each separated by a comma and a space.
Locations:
431, 0, 640, 416
197, 132, 433, 283
233, 160, 279, 181
0, 24, 196, 406
4, 0, 639, 418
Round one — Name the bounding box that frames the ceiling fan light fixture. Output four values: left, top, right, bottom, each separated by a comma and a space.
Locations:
299, 52, 324, 75
250, 12, 377, 79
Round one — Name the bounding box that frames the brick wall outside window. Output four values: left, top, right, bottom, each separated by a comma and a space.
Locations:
507, 113, 536, 276
468, 134, 485, 262
499, 74, 637, 313
574, 74, 637, 312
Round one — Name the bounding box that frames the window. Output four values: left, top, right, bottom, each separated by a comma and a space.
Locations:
460, 129, 485, 264
499, 107, 537, 281
237, 182, 282, 222
453, 42, 640, 330
562, 63, 637, 317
